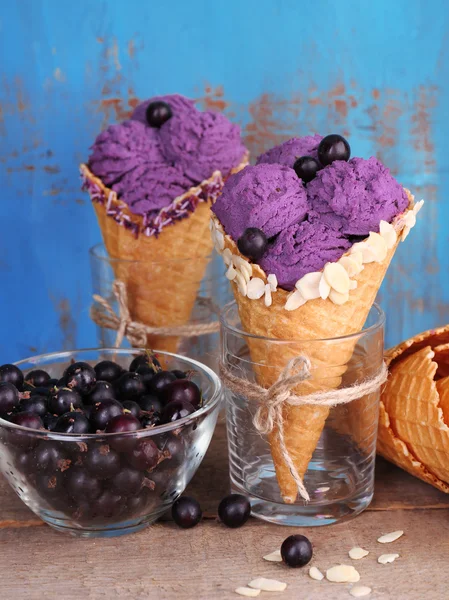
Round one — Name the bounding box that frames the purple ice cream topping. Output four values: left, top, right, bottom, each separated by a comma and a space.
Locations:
212, 163, 309, 240
259, 221, 352, 291
307, 157, 409, 236
160, 110, 247, 183
256, 135, 323, 167
214, 137, 408, 291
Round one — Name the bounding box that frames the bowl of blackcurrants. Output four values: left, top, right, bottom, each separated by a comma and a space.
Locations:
0, 348, 221, 537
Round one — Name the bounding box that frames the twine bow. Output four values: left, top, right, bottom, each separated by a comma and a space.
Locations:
219, 356, 388, 502
91, 279, 220, 348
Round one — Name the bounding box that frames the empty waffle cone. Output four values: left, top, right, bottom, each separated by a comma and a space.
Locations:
82, 159, 247, 353
213, 190, 415, 503
378, 324, 449, 491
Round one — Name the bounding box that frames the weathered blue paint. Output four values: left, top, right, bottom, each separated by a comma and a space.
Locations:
0, 0, 448, 362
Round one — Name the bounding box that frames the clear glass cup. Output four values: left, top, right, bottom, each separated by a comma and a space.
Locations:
0, 349, 221, 538
221, 302, 385, 527
89, 244, 232, 372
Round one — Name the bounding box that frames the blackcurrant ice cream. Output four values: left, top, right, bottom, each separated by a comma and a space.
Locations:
211, 163, 309, 240
259, 221, 352, 290
256, 135, 323, 168
307, 157, 409, 236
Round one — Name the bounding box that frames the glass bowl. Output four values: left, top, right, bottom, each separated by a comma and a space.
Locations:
0, 349, 222, 538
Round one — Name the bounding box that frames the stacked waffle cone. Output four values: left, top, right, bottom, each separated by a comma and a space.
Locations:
213, 190, 417, 504
378, 324, 449, 493
82, 158, 247, 353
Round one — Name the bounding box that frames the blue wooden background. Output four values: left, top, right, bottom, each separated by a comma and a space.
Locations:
0, 0, 448, 363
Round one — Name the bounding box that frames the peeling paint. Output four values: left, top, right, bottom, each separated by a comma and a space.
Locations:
198, 84, 229, 112
53, 68, 66, 82
55, 299, 76, 350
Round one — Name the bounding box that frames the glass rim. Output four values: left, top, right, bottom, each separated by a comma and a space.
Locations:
89, 243, 213, 266
0, 348, 222, 440
220, 300, 385, 343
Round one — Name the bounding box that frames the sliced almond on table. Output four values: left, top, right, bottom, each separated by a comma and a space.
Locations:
377, 530, 404, 544
326, 565, 360, 583
248, 578, 287, 592
349, 547, 369, 560
350, 585, 372, 598
378, 553, 399, 564
263, 549, 282, 562
309, 566, 324, 581
235, 587, 261, 597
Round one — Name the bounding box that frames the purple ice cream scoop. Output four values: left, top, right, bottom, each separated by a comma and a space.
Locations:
131, 94, 196, 125
160, 110, 247, 182
112, 162, 193, 216
88, 120, 166, 187
307, 157, 409, 236
212, 163, 309, 241
256, 135, 323, 167
259, 220, 352, 291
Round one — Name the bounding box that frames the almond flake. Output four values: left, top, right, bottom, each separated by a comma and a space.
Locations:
214, 229, 225, 250
350, 585, 372, 598
267, 273, 278, 291
349, 547, 369, 560
247, 277, 266, 300
264, 284, 273, 307
377, 530, 404, 544
329, 289, 349, 305
326, 565, 360, 583
248, 578, 287, 592
351, 241, 377, 263
378, 553, 399, 564
222, 248, 233, 266
233, 255, 252, 280
285, 290, 306, 311
365, 232, 387, 262
339, 255, 363, 277
319, 275, 331, 300
309, 566, 324, 581
226, 265, 238, 281
235, 272, 247, 297
295, 272, 322, 300
263, 549, 282, 562
323, 262, 350, 294
235, 587, 261, 597
379, 220, 397, 249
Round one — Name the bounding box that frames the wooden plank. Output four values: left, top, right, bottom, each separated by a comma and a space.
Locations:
0, 509, 446, 599
0, 418, 448, 528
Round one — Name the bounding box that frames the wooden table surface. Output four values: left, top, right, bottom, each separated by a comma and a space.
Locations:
1, 417, 448, 600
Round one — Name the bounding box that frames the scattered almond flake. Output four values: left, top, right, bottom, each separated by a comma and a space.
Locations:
248, 578, 287, 592
378, 553, 399, 564
309, 566, 324, 581
215, 229, 225, 250
285, 290, 306, 311
233, 255, 252, 280
377, 530, 404, 544
263, 549, 282, 562
316, 486, 330, 493
326, 565, 360, 583
319, 275, 331, 300
222, 248, 233, 266
351, 241, 377, 263
349, 280, 358, 290
339, 255, 363, 277
235, 272, 248, 297
295, 271, 322, 300
365, 231, 388, 262
264, 284, 272, 307
226, 265, 238, 281
349, 547, 369, 560
267, 273, 278, 291
350, 585, 372, 598
329, 289, 349, 305
247, 277, 266, 300
235, 587, 260, 597
379, 220, 397, 249
323, 262, 350, 294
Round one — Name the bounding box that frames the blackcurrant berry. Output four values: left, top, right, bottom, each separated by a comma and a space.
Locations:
317, 134, 350, 166
237, 228, 268, 261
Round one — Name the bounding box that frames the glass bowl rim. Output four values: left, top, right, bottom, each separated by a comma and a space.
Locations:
0, 348, 222, 440
220, 300, 385, 343
89, 243, 214, 266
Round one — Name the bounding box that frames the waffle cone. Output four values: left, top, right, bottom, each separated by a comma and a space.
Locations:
378, 324, 449, 492
83, 158, 247, 353
216, 193, 411, 502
